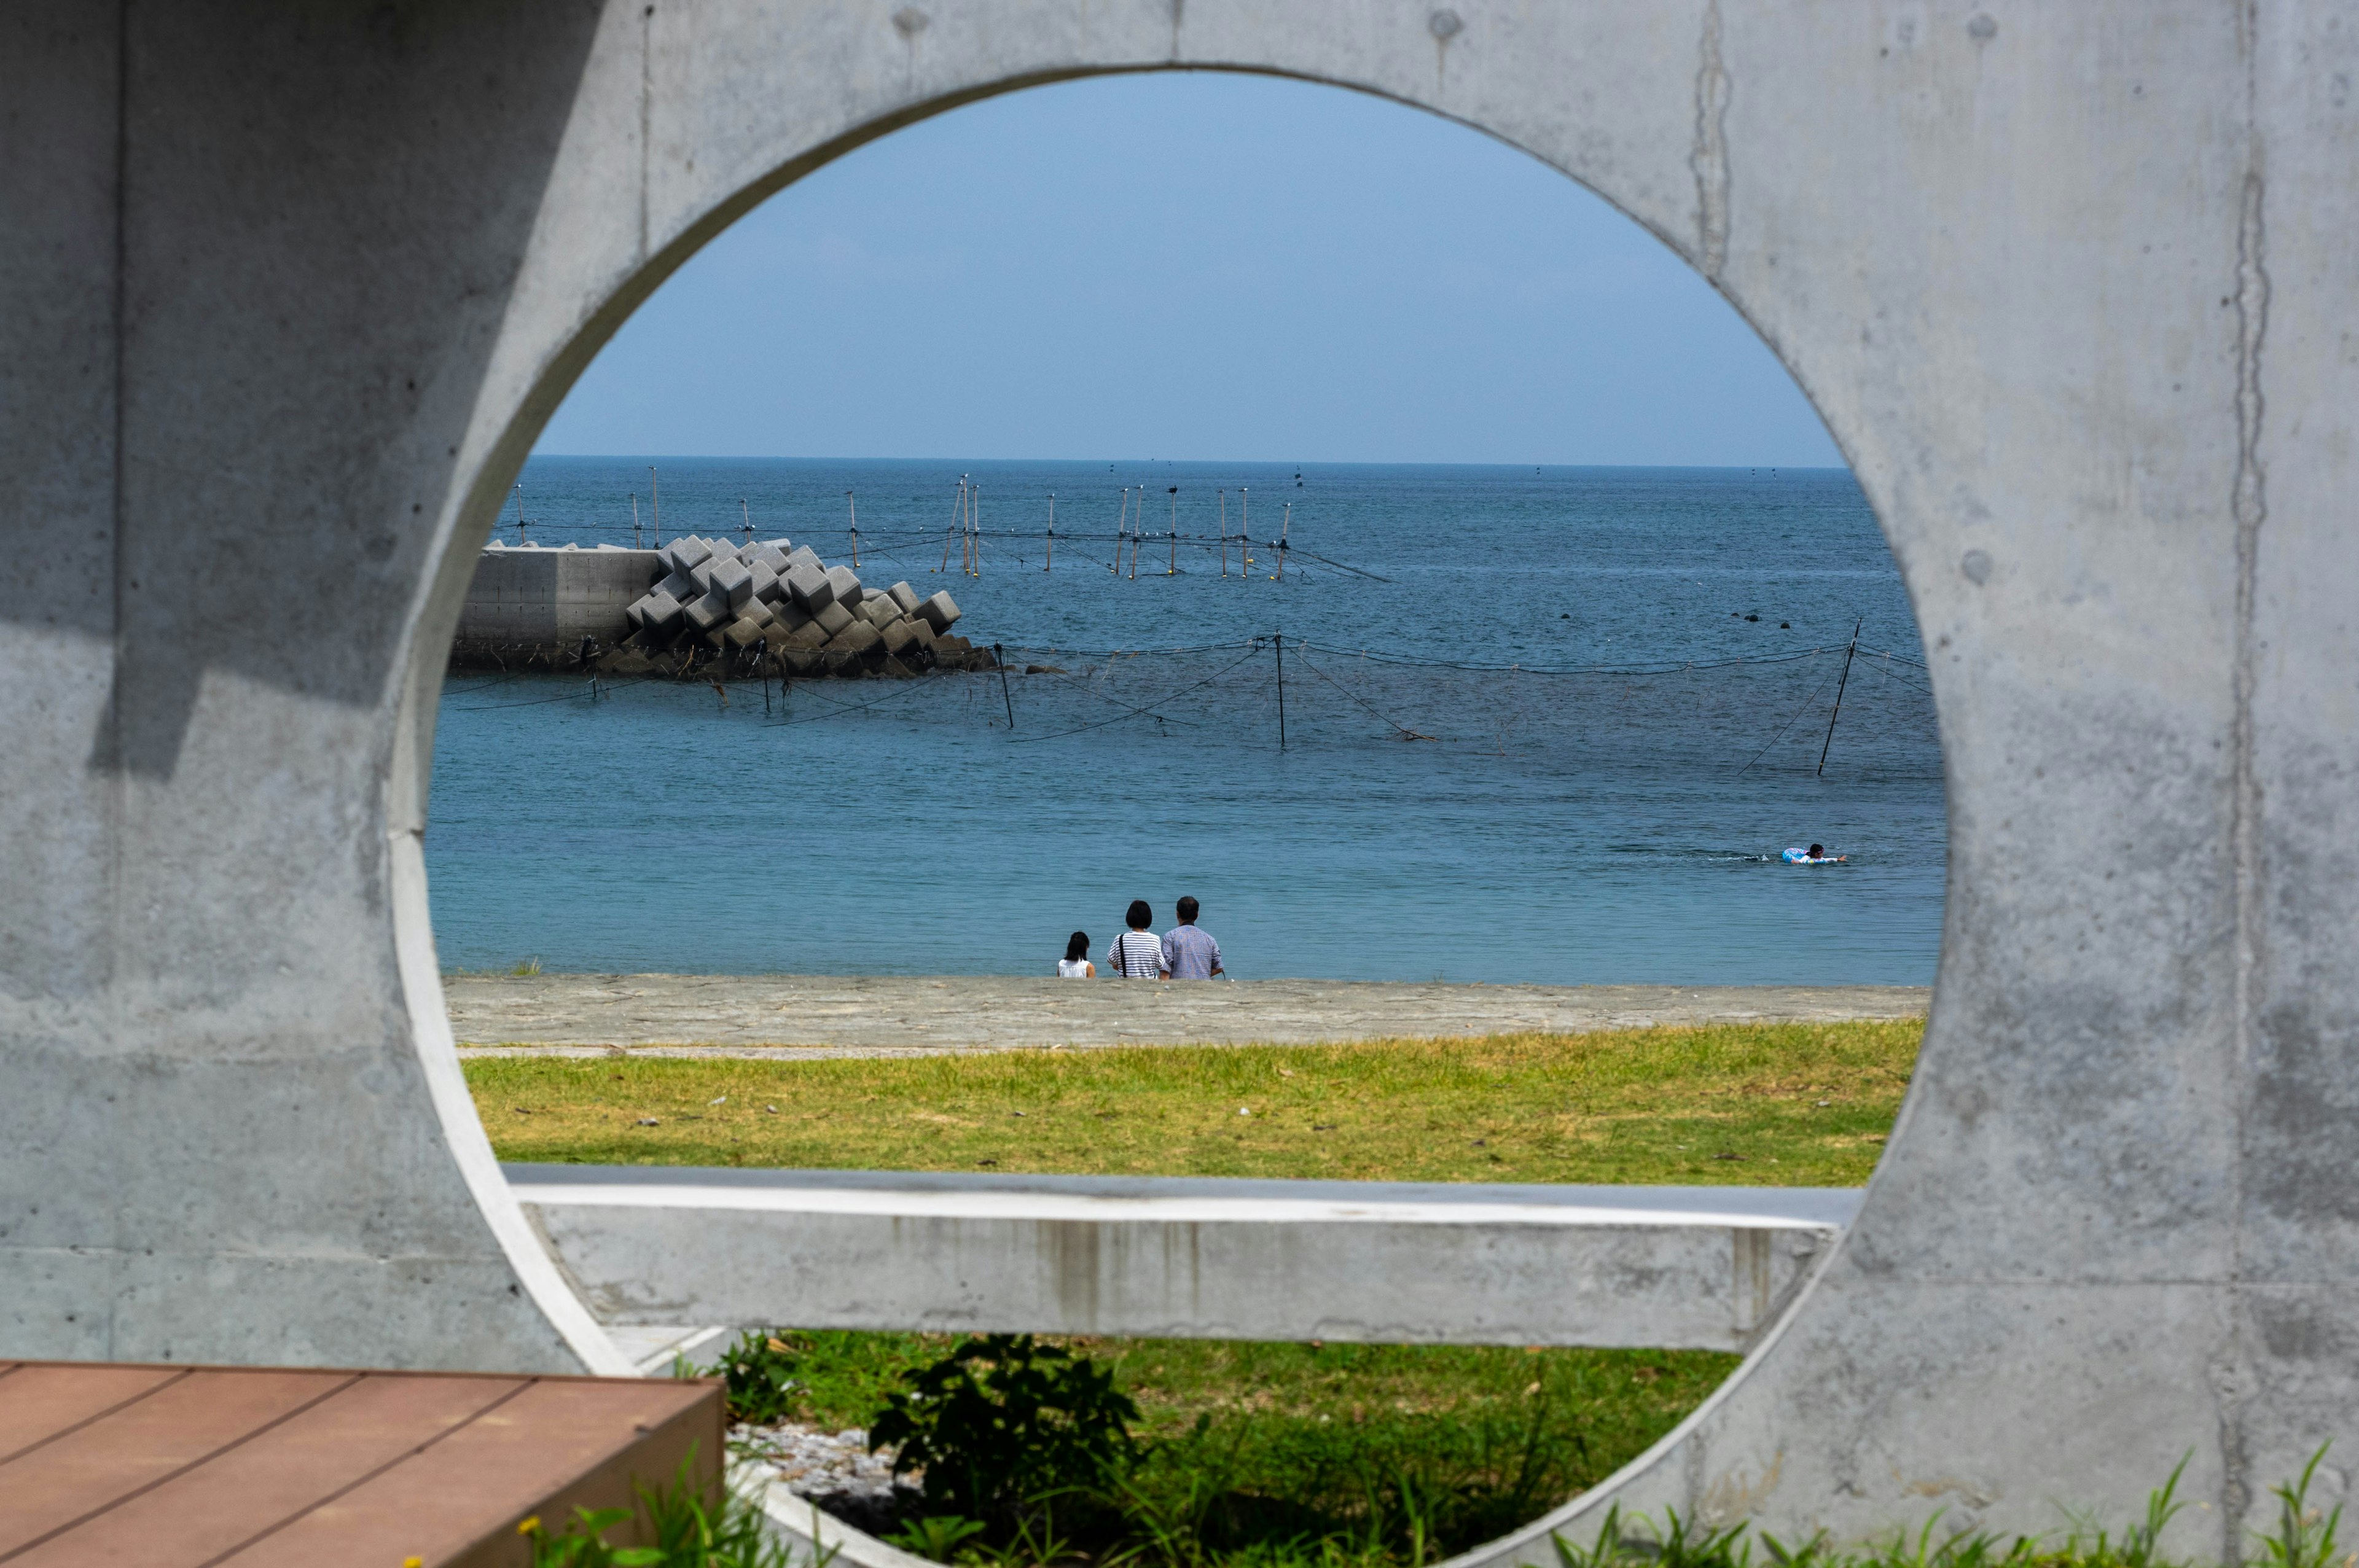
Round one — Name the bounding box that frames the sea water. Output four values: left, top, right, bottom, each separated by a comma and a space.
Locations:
428, 458, 1943, 985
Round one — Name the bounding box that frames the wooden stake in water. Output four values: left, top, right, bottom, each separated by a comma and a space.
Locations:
1044, 494, 1055, 572
1240, 488, 1251, 577
941, 478, 963, 572
847, 490, 858, 566
1218, 490, 1229, 577
631, 493, 642, 549
1111, 488, 1127, 575
996, 644, 1014, 728
1167, 486, 1179, 575
512, 483, 527, 543
741, 497, 754, 542
968, 483, 980, 576
1817, 617, 1863, 776
1277, 502, 1290, 580
649, 466, 660, 545
1274, 631, 1287, 751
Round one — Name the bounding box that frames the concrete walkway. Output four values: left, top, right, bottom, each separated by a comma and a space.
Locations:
448, 974, 1928, 1059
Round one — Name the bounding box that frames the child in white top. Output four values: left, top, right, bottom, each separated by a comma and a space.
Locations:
1057, 930, 1095, 978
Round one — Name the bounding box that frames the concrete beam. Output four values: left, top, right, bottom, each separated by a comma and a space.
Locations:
512, 1167, 1850, 1352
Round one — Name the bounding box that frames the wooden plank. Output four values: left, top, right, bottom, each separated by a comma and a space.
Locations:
219, 1380, 720, 1568
10, 1375, 526, 1568
0, 1367, 187, 1467
0, 1371, 350, 1559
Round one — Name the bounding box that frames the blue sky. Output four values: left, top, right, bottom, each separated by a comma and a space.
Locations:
537, 71, 1842, 468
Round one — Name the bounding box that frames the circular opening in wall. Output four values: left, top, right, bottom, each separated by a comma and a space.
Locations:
412, 65, 1942, 1560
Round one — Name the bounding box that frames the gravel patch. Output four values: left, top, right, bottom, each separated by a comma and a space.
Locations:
734, 1421, 920, 1535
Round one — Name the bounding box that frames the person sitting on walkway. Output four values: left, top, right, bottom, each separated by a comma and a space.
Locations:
1057, 931, 1095, 978
1782, 843, 1847, 864
1161, 896, 1224, 980
1107, 900, 1168, 978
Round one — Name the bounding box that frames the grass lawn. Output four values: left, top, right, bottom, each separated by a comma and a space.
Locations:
477, 1024, 1916, 1564
718, 1328, 1737, 1562
469, 1020, 1919, 1185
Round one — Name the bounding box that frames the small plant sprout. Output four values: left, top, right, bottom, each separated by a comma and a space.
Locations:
2256, 1443, 2345, 1568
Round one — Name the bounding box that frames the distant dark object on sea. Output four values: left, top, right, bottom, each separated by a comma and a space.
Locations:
1745, 614, 1760, 622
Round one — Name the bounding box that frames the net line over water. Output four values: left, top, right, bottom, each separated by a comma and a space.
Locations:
442, 633, 1940, 781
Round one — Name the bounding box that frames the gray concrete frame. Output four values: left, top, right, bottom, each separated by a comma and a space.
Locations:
510, 1166, 1855, 1352
3, 2, 2352, 1557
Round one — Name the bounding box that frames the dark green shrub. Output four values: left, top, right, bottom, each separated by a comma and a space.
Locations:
705, 1329, 804, 1426
868, 1333, 1141, 1527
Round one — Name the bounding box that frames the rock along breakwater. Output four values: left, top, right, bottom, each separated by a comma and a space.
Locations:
450, 535, 995, 679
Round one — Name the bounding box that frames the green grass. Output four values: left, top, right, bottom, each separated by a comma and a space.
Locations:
475, 1024, 1919, 1566
470, 1020, 1918, 1185
716, 1328, 1737, 1564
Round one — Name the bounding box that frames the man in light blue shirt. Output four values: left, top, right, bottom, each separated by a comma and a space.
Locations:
1162, 897, 1224, 980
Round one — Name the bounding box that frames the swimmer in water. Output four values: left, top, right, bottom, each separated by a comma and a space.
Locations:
1782, 843, 1847, 864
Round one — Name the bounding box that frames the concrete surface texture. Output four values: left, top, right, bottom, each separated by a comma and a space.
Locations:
2, 2, 2352, 1557
456, 543, 659, 651
511, 1164, 1850, 1351
447, 975, 1932, 1056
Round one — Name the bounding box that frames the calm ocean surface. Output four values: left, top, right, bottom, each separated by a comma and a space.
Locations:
428, 458, 1944, 985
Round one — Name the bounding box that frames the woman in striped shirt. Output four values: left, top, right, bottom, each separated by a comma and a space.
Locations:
1107, 900, 1168, 978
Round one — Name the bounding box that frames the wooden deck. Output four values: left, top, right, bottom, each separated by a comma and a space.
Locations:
0, 1362, 722, 1567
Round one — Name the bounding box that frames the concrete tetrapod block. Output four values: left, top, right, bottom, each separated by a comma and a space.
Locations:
664, 537, 711, 575
635, 590, 684, 638
748, 544, 789, 575
812, 600, 854, 638
784, 545, 822, 575
723, 615, 766, 649
746, 560, 780, 603
770, 600, 813, 635
888, 581, 920, 614
652, 569, 696, 604
710, 555, 754, 608
825, 564, 859, 606
735, 596, 773, 628
827, 620, 881, 655
784, 562, 832, 612
918, 590, 961, 633
783, 623, 828, 650
879, 618, 922, 657
683, 588, 732, 634
858, 597, 898, 630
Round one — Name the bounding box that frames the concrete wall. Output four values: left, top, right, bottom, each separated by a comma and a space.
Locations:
513, 1167, 1852, 1352
457, 545, 660, 650
2, 1, 2354, 1555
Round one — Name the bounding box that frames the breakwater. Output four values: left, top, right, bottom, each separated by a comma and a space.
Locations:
451, 536, 995, 677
